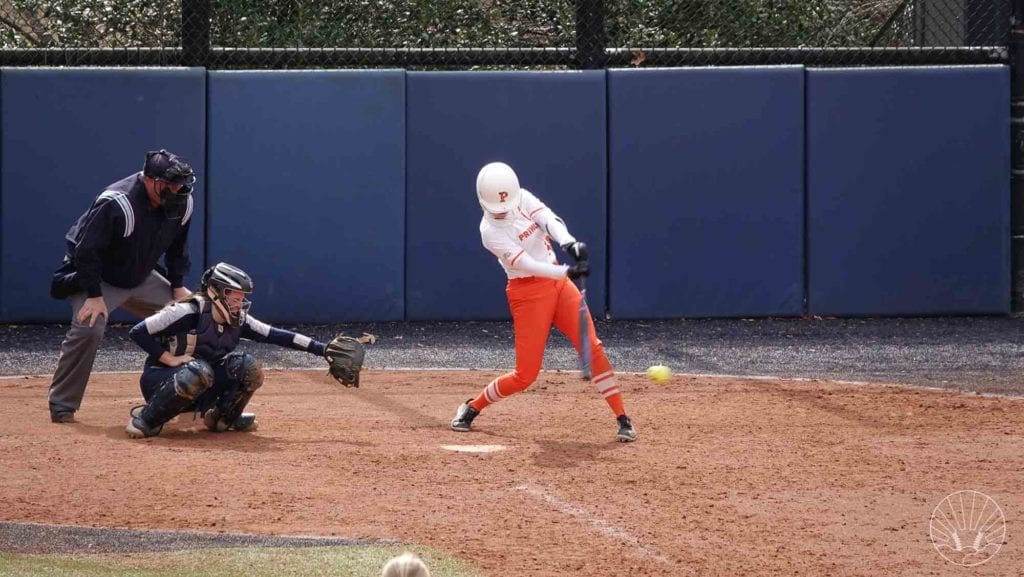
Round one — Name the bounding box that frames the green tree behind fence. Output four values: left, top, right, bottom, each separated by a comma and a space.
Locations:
0, 0, 1010, 67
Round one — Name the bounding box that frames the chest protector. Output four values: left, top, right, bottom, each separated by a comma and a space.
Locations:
164, 297, 242, 362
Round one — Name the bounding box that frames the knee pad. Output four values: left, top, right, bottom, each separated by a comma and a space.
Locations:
141, 360, 212, 428
174, 359, 214, 400
224, 353, 263, 392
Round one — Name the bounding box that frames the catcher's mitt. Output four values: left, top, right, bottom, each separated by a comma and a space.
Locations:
325, 335, 366, 387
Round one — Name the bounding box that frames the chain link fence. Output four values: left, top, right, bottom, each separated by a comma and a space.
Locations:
0, 0, 1011, 68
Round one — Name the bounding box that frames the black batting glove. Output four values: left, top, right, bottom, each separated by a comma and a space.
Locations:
562, 241, 588, 263
567, 261, 590, 280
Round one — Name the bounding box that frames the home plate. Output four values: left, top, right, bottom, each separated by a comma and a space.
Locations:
440, 444, 508, 453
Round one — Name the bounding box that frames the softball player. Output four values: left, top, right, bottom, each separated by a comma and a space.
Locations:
451, 162, 636, 442
125, 262, 332, 438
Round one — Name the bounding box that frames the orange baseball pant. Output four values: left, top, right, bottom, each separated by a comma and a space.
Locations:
468, 276, 625, 417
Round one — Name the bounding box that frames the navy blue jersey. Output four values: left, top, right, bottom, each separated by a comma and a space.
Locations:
129, 296, 327, 366
63, 173, 192, 297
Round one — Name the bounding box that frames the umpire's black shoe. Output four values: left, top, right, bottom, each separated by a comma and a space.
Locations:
616, 415, 637, 442
450, 400, 479, 432
50, 411, 75, 424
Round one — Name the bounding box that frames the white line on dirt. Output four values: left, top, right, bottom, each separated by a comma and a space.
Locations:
440, 444, 507, 453
515, 484, 673, 565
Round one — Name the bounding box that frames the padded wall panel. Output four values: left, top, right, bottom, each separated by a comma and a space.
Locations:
608, 67, 805, 318
1, 68, 206, 322
406, 71, 607, 320
807, 66, 1010, 315
207, 70, 405, 322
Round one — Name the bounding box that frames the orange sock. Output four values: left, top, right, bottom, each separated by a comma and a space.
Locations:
469, 394, 489, 412
591, 368, 625, 417
605, 392, 625, 417
468, 373, 531, 412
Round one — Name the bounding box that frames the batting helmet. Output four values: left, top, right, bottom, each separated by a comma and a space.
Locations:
476, 162, 521, 214
200, 262, 253, 327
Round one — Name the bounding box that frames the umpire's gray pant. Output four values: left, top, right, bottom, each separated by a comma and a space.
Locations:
48, 271, 174, 416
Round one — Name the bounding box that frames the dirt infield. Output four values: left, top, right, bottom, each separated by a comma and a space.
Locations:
1, 369, 1021, 576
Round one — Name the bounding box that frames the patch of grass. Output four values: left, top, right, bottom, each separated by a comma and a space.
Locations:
0, 545, 483, 577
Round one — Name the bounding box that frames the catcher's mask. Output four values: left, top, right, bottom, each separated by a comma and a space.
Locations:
200, 262, 253, 328
144, 149, 195, 220
476, 161, 521, 214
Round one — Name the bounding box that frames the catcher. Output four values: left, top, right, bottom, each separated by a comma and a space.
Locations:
124, 262, 364, 438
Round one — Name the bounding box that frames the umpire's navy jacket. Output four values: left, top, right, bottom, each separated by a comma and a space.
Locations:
57, 173, 193, 298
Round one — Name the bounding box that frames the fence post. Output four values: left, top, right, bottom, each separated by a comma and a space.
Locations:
182, 0, 211, 67
574, 0, 606, 69
1012, 0, 1024, 311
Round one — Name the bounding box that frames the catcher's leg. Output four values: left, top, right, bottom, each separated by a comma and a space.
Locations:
126, 359, 214, 438
453, 278, 556, 432
552, 279, 634, 441
203, 352, 263, 432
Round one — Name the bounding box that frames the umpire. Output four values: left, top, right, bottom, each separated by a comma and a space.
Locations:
47, 149, 197, 423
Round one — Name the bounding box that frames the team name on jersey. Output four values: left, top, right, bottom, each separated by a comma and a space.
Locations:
518, 222, 540, 241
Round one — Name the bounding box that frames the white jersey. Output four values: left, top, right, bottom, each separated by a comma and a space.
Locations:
480, 189, 576, 280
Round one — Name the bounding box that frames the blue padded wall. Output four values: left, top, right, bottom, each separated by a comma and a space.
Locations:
406, 71, 607, 320
807, 66, 1010, 316
608, 67, 805, 319
0, 68, 206, 322
207, 71, 404, 322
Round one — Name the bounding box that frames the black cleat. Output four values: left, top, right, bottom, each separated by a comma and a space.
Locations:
203, 408, 258, 432
125, 416, 163, 438
450, 400, 479, 432
616, 415, 637, 442
232, 413, 258, 432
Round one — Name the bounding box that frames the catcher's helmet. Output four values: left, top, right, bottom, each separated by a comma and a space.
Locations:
200, 262, 253, 327
476, 162, 521, 214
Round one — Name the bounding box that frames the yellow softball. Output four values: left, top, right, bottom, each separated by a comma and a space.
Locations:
646, 364, 671, 384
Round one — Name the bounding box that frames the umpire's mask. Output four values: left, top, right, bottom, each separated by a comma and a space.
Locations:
144, 150, 196, 220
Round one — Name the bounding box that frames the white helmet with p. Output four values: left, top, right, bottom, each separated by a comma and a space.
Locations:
476, 161, 521, 214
